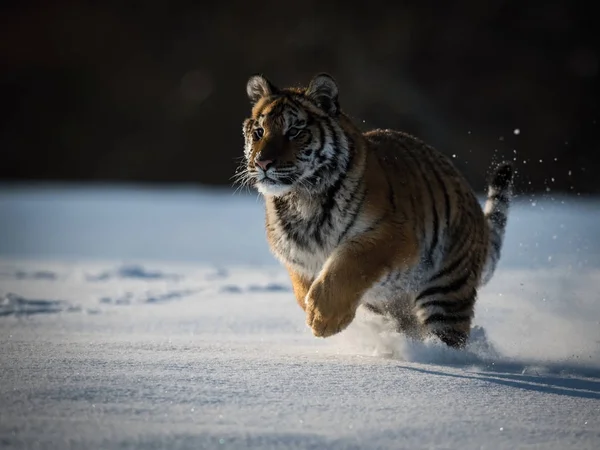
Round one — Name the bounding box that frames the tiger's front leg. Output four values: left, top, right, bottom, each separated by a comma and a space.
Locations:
286, 265, 313, 312
305, 224, 419, 338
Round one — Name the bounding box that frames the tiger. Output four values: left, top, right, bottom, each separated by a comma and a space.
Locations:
238, 72, 514, 348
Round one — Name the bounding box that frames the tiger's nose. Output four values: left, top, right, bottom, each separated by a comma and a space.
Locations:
255, 159, 275, 171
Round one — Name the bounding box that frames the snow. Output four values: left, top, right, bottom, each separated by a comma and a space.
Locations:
0, 184, 599, 449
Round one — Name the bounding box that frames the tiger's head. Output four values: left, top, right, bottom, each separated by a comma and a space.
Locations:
239, 73, 350, 197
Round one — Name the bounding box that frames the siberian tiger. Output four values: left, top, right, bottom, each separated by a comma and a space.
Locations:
239, 73, 513, 348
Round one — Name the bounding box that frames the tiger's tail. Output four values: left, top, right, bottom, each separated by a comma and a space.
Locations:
480, 161, 514, 286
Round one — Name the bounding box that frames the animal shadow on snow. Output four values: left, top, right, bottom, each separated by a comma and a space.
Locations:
403, 364, 600, 400
427, 328, 600, 400
348, 308, 600, 400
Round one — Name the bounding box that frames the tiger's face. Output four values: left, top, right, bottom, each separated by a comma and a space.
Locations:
240, 73, 346, 197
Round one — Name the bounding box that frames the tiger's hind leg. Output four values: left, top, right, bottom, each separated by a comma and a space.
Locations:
387, 294, 423, 340
413, 282, 477, 349
364, 294, 422, 340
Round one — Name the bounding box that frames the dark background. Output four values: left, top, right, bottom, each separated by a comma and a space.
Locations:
1, 0, 598, 194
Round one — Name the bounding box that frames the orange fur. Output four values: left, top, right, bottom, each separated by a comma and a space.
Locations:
286, 265, 312, 312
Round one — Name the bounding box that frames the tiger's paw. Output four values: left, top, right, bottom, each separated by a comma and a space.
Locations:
307, 309, 356, 337
304, 280, 357, 337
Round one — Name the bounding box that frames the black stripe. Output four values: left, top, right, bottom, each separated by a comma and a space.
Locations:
314, 114, 326, 159
337, 185, 366, 245
431, 165, 451, 228
424, 313, 471, 326
426, 251, 469, 285
420, 299, 474, 315
267, 98, 287, 117
274, 198, 309, 249
379, 155, 396, 212
319, 173, 345, 228
283, 105, 299, 123
328, 121, 340, 158
449, 218, 473, 255
408, 192, 424, 247
282, 221, 308, 249
310, 125, 340, 183
317, 120, 335, 164
417, 270, 471, 301
341, 136, 356, 184
364, 303, 386, 315
273, 196, 288, 215
286, 255, 307, 268
402, 150, 427, 245
419, 292, 476, 314
425, 180, 440, 264
314, 121, 328, 165
277, 174, 296, 185
427, 221, 473, 284
312, 223, 324, 247
318, 121, 347, 230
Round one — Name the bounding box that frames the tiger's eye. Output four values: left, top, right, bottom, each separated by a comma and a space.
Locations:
287, 127, 301, 139
253, 128, 264, 141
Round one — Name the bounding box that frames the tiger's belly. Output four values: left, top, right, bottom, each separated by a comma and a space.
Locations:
361, 268, 420, 310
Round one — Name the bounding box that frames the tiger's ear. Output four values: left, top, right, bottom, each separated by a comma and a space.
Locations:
306, 73, 339, 116
246, 74, 277, 105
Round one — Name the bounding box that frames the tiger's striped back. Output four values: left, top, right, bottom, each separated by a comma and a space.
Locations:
239, 73, 514, 348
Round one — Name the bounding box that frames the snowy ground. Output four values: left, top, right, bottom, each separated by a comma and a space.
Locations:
0, 184, 599, 449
